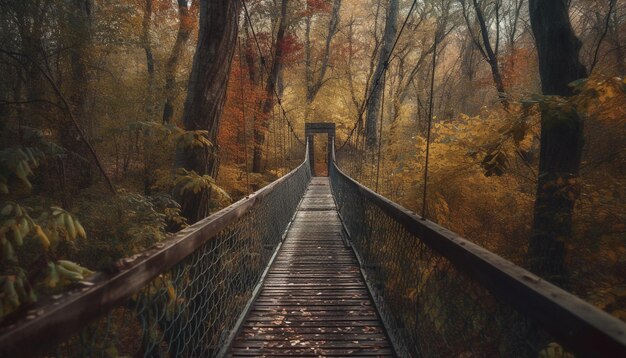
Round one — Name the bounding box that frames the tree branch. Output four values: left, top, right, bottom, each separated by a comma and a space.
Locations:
589, 0, 616, 74
0, 49, 117, 194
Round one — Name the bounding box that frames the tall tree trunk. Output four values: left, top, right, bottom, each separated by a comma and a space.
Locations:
162, 0, 193, 124
304, 0, 342, 120
175, 0, 241, 223
528, 0, 587, 285
252, 0, 288, 173
142, 0, 155, 119
140, 0, 156, 194
365, 0, 398, 149
18, 4, 46, 116
303, 14, 313, 121
66, 0, 95, 190
68, 0, 93, 130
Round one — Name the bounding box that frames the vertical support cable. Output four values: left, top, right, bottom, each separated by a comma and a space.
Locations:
351, 130, 357, 176
289, 128, 292, 162
238, 37, 251, 194
281, 116, 287, 174
421, 35, 437, 219
266, 104, 272, 171
375, 65, 387, 192
272, 105, 278, 174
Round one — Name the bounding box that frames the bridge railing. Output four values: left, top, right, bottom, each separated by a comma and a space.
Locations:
0, 146, 310, 357
331, 143, 626, 357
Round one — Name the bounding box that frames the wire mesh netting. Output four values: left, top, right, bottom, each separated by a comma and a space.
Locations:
4, 137, 625, 357
33, 158, 311, 357
330, 160, 577, 358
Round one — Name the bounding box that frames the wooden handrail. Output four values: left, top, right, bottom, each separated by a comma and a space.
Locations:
0, 146, 310, 357
331, 142, 626, 357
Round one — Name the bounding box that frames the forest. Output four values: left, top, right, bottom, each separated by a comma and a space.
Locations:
0, 0, 625, 355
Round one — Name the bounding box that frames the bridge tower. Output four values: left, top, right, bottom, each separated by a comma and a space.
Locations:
304, 122, 335, 176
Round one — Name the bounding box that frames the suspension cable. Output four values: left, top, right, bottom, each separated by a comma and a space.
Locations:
337, 0, 418, 151
238, 37, 251, 195
375, 66, 387, 192
421, 34, 437, 219
271, 104, 278, 173
281, 114, 287, 174
241, 0, 304, 145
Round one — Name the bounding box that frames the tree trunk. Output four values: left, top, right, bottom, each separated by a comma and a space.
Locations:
175, 0, 241, 223
68, 0, 93, 130
141, 0, 156, 123
610, 8, 625, 74
471, 0, 508, 108
66, 0, 95, 190
142, 0, 154, 74
304, 0, 342, 119
528, 0, 587, 285
252, 0, 288, 173
162, 0, 193, 124
365, 0, 398, 149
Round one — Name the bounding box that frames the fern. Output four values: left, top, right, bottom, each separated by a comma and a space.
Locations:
174, 168, 231, 202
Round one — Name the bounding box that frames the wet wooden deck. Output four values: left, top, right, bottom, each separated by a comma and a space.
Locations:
228, 177, 393, 356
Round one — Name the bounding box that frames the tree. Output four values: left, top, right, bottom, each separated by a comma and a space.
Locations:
460, 0, 508, 108
303, 0, 342, 120
142, 0, 156, 118
252, 0, 288, 173
344, 2, 383, 119
175, 0, 241, 223
61, 0, 96, 189
67, 0, 94, 131
365, 0, 399, 149
501, 0, 525, 75
387, 1, 455, 130
162, 0, 194, 124
528, 0, 588, 285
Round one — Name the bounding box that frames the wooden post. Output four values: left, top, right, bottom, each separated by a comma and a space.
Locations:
305, 122, 336, 177
308, 134, 315, 176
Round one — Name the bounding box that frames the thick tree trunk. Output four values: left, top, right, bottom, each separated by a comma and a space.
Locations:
528, 0, 587, 285
175, 0, 241, 223
252, 0, 288, 173
365, 0, 398, 149
162, 0, 193, 124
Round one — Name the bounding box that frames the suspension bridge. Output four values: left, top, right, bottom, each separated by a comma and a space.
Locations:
0, 123, 625, 357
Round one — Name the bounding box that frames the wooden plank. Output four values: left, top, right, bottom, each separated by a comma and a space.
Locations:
243, 321, 384, 328
253, 302, 374, 308
228, 178, 393, 356
245, 316, 381, 322
239, 326, 385, 334
230, 348, 393, 356
237, 333, 388, 341
231, 341, 390, 349
239, 332, 386, 340
247, 304, 376, 311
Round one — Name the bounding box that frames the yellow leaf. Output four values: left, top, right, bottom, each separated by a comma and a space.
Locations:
167, 283, 177, 301
35, 225, 50, 249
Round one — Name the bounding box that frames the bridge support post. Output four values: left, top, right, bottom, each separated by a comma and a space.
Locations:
308, 134, 316, 176
304, 122, 336, 177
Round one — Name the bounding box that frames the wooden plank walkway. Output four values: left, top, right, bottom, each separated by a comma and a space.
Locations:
228, 177, 394, 357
